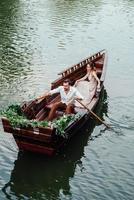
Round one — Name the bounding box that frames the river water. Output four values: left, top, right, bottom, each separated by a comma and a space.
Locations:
0, 0, 134, 199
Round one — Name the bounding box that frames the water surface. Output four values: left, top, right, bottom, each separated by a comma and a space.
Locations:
0, 0, 134, 199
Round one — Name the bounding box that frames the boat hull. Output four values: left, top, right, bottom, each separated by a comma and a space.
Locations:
1, 99, 98, 156
1, 50, 107, 156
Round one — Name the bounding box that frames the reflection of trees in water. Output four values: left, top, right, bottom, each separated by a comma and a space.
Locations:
2, 89, 108, 200
0, 0, 34, 108
0, 0, 32, 86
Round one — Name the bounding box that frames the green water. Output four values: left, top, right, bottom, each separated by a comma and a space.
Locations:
0, 0, 134, 199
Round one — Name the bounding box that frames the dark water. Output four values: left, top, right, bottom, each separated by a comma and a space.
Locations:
0, 0, 134, 199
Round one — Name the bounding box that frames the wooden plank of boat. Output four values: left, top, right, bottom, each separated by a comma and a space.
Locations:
1, 49, 108, 156
15, 139, 55, 156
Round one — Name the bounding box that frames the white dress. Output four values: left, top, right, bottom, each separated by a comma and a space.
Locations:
75, 72, 97, 107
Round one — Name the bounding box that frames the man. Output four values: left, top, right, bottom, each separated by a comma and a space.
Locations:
36, 79, 83, 121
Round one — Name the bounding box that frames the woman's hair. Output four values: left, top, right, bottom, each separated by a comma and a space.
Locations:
87, 62, 96, 71
91, 62, 96, 68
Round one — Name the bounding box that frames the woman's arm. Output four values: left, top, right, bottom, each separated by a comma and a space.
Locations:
92, 71, 100, 88
78, 73, 89, 81
75, 73, 89, 86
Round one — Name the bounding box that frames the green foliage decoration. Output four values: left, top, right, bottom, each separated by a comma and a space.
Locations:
0, 104, 48, 128
0, 104, 81, 137
52, 114, 80, 138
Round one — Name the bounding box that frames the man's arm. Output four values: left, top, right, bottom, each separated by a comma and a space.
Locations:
36, 87, 61, 101
75, 89, 84, 101
36, 91, 50, 101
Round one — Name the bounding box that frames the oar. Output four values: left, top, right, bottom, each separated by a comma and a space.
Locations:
76, 99, 110, 129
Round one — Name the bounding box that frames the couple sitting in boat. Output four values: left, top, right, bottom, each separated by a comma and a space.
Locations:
36, 63, 100, 121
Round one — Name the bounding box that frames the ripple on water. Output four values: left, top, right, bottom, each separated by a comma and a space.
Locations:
108, 96, 134, 133
0, 0, 134, 199
0, 134, 18, 190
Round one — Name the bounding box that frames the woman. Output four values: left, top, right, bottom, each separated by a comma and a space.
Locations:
75, 63, 100, 104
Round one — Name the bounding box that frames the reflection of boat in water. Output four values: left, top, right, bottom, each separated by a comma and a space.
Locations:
2, 89, 108, 200
1, 50, 108, 156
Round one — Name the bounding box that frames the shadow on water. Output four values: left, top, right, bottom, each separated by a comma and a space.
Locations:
1, 89, 108, 200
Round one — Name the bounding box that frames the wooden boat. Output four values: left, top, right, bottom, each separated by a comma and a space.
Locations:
1, 49, 108, 156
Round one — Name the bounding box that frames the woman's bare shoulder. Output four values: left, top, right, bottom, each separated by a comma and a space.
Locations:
92, 70, 97, 76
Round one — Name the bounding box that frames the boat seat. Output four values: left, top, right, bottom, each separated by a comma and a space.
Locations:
45, 95, 61, 110
46, 102, 76, 114
95, 60, 103, 67
46, 99, 76, 117
96, 68, 102, 74
95, 57, 104, 68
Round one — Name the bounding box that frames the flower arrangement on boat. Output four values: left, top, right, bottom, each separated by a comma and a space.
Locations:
0, 104, 80, 137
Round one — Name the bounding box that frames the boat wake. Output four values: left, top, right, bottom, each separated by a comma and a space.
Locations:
108, 117, 134, 130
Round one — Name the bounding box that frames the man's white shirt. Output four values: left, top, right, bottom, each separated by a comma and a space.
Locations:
49, 86, 83, 105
